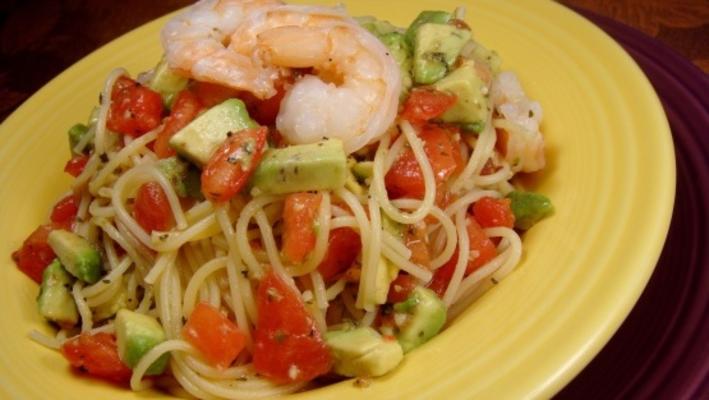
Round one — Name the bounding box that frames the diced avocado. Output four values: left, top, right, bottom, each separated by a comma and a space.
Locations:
149, 57, 189, 107
433, 60, 491, 128
507, 191, 554, 230
374, 257, 399, 305
357, 16, 401, 37
413, 23, 471, 84
378, 32, 413, 94
394, 286, 446, 353
250, 139, 347, 195
37, 259, 78, 328
68, 123, 89, 154
470, 42, 502, 75
47, 230, 103, 284
157, 156, 202, 199
325, 326, 404, 377
352, 161, 373, 181
169, 99, 257, 166
115, 309, 169, 375
404, 10, 452, 46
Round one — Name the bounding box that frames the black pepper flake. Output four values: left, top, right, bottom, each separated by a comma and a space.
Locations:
309, 328, 315, 337
102, 279, 111, 284
159, 234, 169, 241
98, 93, 103, 104
528, 110, 534, 118
227, 131, 234, 137
491, 277, 499, 285
99, 153, 109, 163
294, 166, 299, 175
241, 270, 249, 278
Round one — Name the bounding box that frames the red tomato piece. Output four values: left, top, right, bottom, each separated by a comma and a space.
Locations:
253, 271, 332, 383
191, 81, 240, 108
182, 303, 247, 369
385, 125, 462, 199
387, 273, 419, 303
201, 126, 267, 203
12, 224, 56, 283
240, 79, 291, 126
64, 155, 89, 177
107, 76, 164, 137
133, 181, 174, 233
61, 333, 132, 384
472, 197, 515, 229
154, 90, 203, 158
50, 194, 79, 230
282, 193, 323, 264
282, 192, 322, 264
401, 88, 457, 124
317, 227, 361, 282
427, 217, 497, 297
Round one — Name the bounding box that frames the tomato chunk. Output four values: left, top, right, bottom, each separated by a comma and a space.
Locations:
317, 227, 361, 282
201, 127, 267, 203
133, 181, 174, 233
427, 217, 497, 297
385, 124, 462, 199
401, 88, 457, 124
12, 224, 56, 283
61, 333, 132, 384
387, 273, 418, 303
154, 90, 203, 158
472, 197, 515, 228
64, 155, 89, 177
107, 76, 164, 137
182, 303, 247, 369
241, 79, 290, 126
253, 271, 332, 383
282, 192, 323, 264
50, 194, 79, 230
191, 81, 240, 108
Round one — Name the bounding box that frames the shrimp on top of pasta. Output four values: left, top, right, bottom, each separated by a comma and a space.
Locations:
13, 0, 554, 398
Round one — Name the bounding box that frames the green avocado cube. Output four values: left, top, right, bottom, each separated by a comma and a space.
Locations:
47, 230, 103, 284
115, 309, 169, 375
250, 139, 347, 195
404, 10, 452, 46
413, 23, 471, 85
394, 286, 446, 353
325, 326, 404, 377
433, 60, 491, 126
149, 57, 189, 107
507, 191, 554, 230
37, 259, 78, 328
169, 99, 257, 166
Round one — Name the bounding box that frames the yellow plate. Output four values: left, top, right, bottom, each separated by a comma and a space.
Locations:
0, 0, 674, 398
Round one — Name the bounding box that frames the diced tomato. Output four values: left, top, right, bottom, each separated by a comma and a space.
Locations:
387, 273, 418, 303
242, 79, 290, 126
401, 88, 457, 124
11, 224, 56, 283
427, 217, 497, 297
201, 127, 267, 203
253, 271, 332, 383
191, 81, 240, 108
317, 227, 361, 282
282, 193, 323, 264
61, 333, 132, 384
182, 303, 247, 369
107, 76, 164, 137
64, 155, 89, 177
385, 124, 462, 199
472, 197, 515, 229
404, 223, 431, 268
496, 128, 509, 156
133, 181, 174, 232
154, 90, 203, 158
50, 194, 79, 230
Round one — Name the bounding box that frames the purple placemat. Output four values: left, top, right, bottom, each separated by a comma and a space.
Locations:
556, 8, 709, 400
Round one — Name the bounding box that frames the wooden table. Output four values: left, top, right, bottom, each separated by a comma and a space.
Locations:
0, 0, 706, 122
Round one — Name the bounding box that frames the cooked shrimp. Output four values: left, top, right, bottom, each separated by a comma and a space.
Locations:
161, 0, 285, 98
161, 1, 401, 153
491, 72, 545, 172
